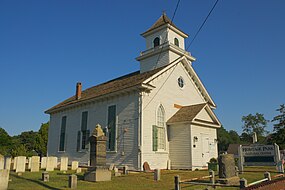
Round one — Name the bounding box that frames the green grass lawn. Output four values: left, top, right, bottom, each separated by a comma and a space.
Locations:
7, 166, 280, 190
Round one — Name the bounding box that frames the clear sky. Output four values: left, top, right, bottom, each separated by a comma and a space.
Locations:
0, 0, 284, 136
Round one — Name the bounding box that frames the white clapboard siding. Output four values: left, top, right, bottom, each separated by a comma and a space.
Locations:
169, 124, 192, 169
190, 124, 218, 169
47, 92, 139, 170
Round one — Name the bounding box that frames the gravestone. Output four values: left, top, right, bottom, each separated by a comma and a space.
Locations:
4, 157, 11, 170
218, 154, 239, 185
42, 172, 49, 182
53, 157, 58, 169
41, 157, 47, 169
68, 175, 77, 189
28, 157, 32, 170
71, 161, 79, 170
13, 157, 18, 170
0, 155, 4, 170
143, 162, 151, 172
60, 157, 68, 171
0, 169, 9, 190
84, 124, 111, 182
16, 156, 26, 173
46, 157, 56, 171
30, 156, 40, 172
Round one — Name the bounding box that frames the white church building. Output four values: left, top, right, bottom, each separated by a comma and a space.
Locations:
45, 13, 221, 171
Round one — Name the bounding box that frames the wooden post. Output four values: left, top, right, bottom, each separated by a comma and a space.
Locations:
174, 175, 180, 190
209, 170, 215, 185
240, 178, 247, 188
264, 172, 271, 181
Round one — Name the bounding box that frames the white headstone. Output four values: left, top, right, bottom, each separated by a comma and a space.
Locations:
28, 157, 32, 170
46, 157, 55, 171
53, 157, 58, 169
16, 156, 26, 173
13, 157, 18, 170
0, 169, 9, 190
0, 155, 4, 170
41, 157, 47, 169
60, 157, 68, 171
4, 157, 11, 170
71, 161, 78, 170
30, 156, 40, 172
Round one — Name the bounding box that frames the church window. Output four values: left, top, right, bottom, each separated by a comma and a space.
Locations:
174, 38, 179, 47
153, 37, 160, 48
59, 116, 67, 151
153, 105, 166, 151
107, 105, 116, 151
80, 111, 90, 150
178, 76, 184, 88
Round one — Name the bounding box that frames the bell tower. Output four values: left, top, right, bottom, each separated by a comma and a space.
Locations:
136, 13, 195, 73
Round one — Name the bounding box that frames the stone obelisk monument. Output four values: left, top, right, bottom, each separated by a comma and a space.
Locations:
84, 124, 111, 182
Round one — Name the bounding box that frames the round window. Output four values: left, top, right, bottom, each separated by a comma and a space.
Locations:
178, 77, 184, 88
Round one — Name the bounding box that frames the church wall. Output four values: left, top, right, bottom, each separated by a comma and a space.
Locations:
190, 124, 218, 169
141, 62, 206, 169
140, 51, 169, 73
145, 29, 168, 49
47, 91, 139, 170
168, 124, 192, 169
168, 30, 185, 49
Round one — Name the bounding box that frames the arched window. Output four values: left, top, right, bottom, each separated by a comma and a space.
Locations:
153, 37, 160, 48
153, 105, 166, 151
174, 38, 179, 47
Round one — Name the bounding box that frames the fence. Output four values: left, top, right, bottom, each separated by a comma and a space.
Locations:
174, 171, 283, 190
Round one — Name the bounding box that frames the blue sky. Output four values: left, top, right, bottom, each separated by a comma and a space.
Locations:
0, 0, 284, 136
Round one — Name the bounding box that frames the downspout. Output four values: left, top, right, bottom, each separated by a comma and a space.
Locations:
138, 91, 143, 171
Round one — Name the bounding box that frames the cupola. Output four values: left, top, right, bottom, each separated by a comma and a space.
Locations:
136, 13, 195, 73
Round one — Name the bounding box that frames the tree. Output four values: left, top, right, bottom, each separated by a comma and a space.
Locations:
241, 113, 268, 142
272, 104, 285, 131
217, 126, 240, 152
268, 104, 285, 149
229, 130, 240, 144
35, 122, 49, 156
0, 128, 12, 155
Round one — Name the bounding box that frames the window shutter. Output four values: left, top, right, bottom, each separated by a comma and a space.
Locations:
77, 131, 81, 152
85, 129, 90, 150
153, 125, 158, 151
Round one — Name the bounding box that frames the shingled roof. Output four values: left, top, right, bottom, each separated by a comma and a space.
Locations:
45, 67, 164, 114
142, 13, 187, 36
167, 103, 207, 124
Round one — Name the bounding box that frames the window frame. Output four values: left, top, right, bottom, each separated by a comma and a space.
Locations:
178, 76, 185, 89
153, 104, 166, 152
174, 37, 179, 47
153, 37, 160, 48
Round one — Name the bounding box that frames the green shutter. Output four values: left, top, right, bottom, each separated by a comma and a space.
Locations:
59, 116, 67, 151
77, 131, 81, 152
85, 130, 90, 150
153, 125, 158, 151
81, 111, 88, 131
108, 105, 116, 151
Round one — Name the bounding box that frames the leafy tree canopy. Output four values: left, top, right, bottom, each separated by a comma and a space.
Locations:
242, 113, 268, 139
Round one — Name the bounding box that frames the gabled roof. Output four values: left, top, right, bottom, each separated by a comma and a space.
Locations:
167, 103, 207, 123
143, 56, 216, 108
45, 67, 165, 114
141, 13, 188, 37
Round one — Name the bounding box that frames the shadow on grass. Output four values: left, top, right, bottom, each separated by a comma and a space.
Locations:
10, 173, 61, 190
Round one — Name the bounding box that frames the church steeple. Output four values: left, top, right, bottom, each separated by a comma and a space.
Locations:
136, 13, 195, 73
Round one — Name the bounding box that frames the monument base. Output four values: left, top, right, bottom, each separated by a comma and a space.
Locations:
218, 176, 240, 185
84, 166, 111, 182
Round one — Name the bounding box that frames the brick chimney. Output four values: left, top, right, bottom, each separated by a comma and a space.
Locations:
76, 82, 82, 100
